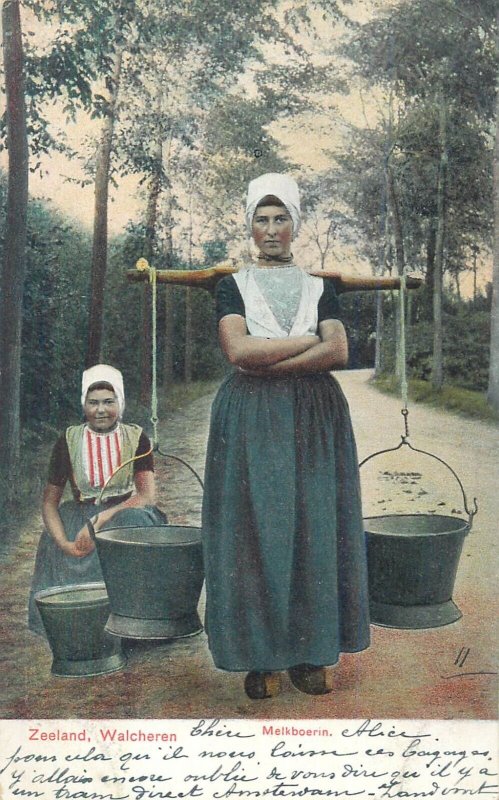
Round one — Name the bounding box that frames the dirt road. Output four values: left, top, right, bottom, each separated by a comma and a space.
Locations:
0, 370, 497, 720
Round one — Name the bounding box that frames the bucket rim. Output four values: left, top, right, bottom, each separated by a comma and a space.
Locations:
34, 582, 108, 606
363, 512, 469, 536
95, 523, 202, 547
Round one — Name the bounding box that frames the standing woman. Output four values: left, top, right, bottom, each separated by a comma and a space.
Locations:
202, 173, 370, 699
28, 364, 165, 636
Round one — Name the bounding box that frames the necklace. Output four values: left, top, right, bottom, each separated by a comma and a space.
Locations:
257, 252, 294, 264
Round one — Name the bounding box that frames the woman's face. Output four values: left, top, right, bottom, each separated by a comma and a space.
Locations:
83, 388, 119, 432
252, 204, 293, 260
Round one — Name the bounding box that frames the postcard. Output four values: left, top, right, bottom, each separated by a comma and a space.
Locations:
0, 0, 497, 797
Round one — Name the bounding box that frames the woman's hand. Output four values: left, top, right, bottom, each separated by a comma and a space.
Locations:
219, 315, 321, 369
42, 483, 90, 558
84, 471, 157, 533
56, 537, 90, 557
74, 523, 96, 556
245, 320, 348, 376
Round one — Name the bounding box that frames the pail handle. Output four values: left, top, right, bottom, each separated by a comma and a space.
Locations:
90, 448, 204, 534
154, 448, 204, 492
86, 515, 97, 541
96, 448, 204, 506
359, 438, 478, 530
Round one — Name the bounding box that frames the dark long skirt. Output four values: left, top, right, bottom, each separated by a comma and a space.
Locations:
28, 500, 166, 637
202, 371, 370, 672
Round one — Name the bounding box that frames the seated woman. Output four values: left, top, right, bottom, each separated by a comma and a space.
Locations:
28, 363, 166, 636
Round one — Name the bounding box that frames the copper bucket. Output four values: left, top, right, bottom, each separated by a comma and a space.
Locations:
361, 425, 477, 630
364, 513, 469, 628
94, 525, 204, 639
35, 582, 126, 676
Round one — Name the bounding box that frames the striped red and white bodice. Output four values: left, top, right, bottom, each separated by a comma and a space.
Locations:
83, 425, 122, 488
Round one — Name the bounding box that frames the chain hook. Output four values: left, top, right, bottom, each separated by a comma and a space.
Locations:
401, 407, 410, 441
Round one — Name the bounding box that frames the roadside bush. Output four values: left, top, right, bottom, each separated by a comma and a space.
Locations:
380, 299, 490, 391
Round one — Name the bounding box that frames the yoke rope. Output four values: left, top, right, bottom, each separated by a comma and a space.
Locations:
399, 270, 408, 417
94, 258, 202, 508
361, 265, 477, 528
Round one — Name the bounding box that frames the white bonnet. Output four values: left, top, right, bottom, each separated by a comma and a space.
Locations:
81, 364, 125, 417
245, 173, 301, 236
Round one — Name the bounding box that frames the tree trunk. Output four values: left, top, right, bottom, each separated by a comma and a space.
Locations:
162, 182, 175, 389
424, 218, 437, 317
184, 289, 193, 383
184, 192, 194, 383
85, 48, 123, 368
472, 245, 479, 302
386, 165, 405, 276
432, 98, 447, 391
374, 209, 390, 376
0, 0, 29, 501
487, 85, 499, 411
374, 292, 384, 376
425, 219, 437, 290
320, 246, 326, 270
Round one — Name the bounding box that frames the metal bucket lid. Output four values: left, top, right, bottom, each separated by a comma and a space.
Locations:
96, 525, 202, 546
35, 582, 108, 608
364, 513, 469, 537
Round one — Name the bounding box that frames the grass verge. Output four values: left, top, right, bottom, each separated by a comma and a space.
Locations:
161, 379, 221, 414
372, 375, 499, 422
127, 378, 222, 430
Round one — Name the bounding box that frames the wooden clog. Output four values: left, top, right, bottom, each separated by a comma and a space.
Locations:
288, 664, 333, 695
244, 671, 282, 699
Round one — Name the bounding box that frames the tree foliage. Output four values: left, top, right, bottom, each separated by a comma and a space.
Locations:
338, 0, 497, 390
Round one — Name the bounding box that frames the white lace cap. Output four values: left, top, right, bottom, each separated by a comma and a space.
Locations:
81, 364, 125, 417
245, 173, 301, 236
